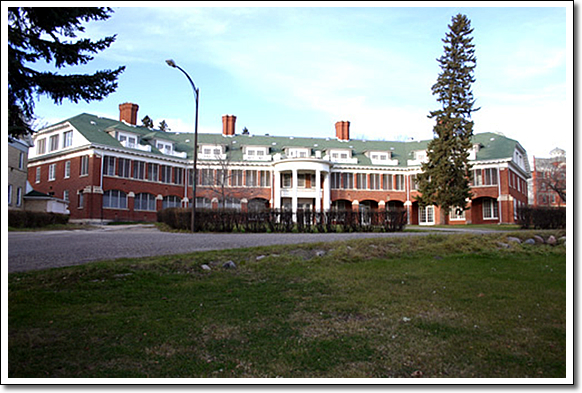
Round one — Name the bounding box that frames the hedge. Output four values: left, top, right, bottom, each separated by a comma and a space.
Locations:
8, 210, 70, 228
516, 206, 566, 229
157, 208, 408, 233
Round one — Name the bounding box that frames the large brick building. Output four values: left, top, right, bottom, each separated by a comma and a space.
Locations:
27, 102, 530, 225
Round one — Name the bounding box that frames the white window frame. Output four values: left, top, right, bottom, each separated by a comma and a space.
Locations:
483, 198, 499, 220
80, 155, 89, 176
35, 167, 41, 183
419, 205, 435, 225
63, 131, 73, 148
49, 134, 60, 152
64, 161, 71, 178
48, 163, 56, 181
449, 206, 466, 221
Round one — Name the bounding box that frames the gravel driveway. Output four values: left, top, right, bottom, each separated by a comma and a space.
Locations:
8, 224, 493, 273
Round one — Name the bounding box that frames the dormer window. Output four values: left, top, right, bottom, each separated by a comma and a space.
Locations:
199, 144, 226, 160
156, 141, 173, 155
286, 147, 310, 159
407, 150, 428, 166
326, 148, 357, 164
116, 131, 139, 149
243, 146, 271, 161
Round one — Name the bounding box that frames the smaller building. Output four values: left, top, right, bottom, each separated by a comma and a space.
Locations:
530, 148, 566, 208
8, 136, 32, 210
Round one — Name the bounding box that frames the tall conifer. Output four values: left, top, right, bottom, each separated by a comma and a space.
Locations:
8, 7, 125, 138
416, 14, 478, 224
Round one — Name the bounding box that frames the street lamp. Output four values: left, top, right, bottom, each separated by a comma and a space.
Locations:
166, 59, 199, 233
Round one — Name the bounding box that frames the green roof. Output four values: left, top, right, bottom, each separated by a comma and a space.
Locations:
56, 113, 524, 167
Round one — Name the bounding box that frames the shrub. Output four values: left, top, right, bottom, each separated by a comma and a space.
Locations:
157, 208, 408, 233
516, 206, 566, 229
8, 210, 69, 228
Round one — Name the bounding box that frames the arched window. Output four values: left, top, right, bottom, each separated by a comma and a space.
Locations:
162, 195, 181, 209
103, 190, 127, 209
134, 193, 156, 211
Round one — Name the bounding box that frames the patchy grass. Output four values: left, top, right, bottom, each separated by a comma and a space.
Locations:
8, 230, 566, 379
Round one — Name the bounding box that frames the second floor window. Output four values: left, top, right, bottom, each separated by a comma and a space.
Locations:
80, 155, 89, 176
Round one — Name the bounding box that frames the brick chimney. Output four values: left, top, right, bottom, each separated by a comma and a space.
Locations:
222, 115, 236, 136
335, 121, 350, 141
119, 103, 139, 125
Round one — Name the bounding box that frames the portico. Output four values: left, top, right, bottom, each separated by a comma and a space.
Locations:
272, 158, 332, 214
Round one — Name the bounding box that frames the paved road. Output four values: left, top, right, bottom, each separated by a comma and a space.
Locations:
8, 225, 496, 273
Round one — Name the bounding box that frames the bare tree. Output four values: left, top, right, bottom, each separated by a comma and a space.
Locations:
535, 149, 566, 204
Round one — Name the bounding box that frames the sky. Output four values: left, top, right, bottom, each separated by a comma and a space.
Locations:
9, 2, 573, 164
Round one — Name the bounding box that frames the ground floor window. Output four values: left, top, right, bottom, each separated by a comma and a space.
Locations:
449, 206, 466, 220
135, 193, 156, 211
419, 205, 435, 225
103, 190, 127, 209
162, 195, 181, 209
483, 198, 499, 219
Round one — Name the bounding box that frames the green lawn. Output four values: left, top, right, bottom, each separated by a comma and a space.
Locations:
8, 230, 567, 379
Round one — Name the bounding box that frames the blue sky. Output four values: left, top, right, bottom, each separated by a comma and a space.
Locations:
17, 2, 572, 163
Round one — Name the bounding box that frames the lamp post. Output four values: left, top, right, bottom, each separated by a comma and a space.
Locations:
166, 59, 199, 233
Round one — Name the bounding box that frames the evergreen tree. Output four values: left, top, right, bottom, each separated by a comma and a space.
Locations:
141, 116, 154, 129
8, 7, 125, 138
416, 14, 479, 224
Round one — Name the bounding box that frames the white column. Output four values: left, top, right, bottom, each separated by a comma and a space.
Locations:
323, 172, 331, 212
315, 169, 321, 212
274, 169, 281, 209
292, 169, 298, 213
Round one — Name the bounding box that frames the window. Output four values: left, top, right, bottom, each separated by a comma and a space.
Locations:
343, 173, 354, 189
48, 164, 56, 181
259, 171, 271, 187
8, 184, 12, 206
356, 173, 367, 190
134, 193, 157, 211
162, 195, 181, 209
63, 190, 70, 202
473, 168, 497, 186
231, 170, 244, 187
297, 173, 312, 189
18, 152, 24, 169
64, 161, 71, 178
246, 170, 258, 187
103, 190, 127, 209
419, 205, 435, 225
103, 156, 116, 176
78, 190, 84, 209
282, 173, 292, 189
394, 174, 405, 191
147, 163, 159, 182
449, 206, 466, 220
174, 167, 184, 185
35, 167, 41, 183
63, 131, 73, 148
49, 134, 60, 152
118, 158, 131, 178
80, 155, 89, 176
331, 173, 341, 189
382, 174, 393, 191
160, 165, 172, 183
200, 169, 214, 186
16, 187, 23, 207
369, 174, 381, 190
483, 198, 498, 219
36, 138, 46, 155
133, 160, 146, 180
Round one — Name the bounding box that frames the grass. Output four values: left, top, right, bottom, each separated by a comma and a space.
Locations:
8, 230, 566, 379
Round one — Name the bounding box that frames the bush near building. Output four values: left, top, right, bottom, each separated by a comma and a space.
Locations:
157, 208, 407, 233
8, 210, 69, 229
516, 206, 566, 229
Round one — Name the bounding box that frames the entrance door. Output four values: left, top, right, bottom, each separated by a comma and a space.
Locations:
419, 205, 435, 225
